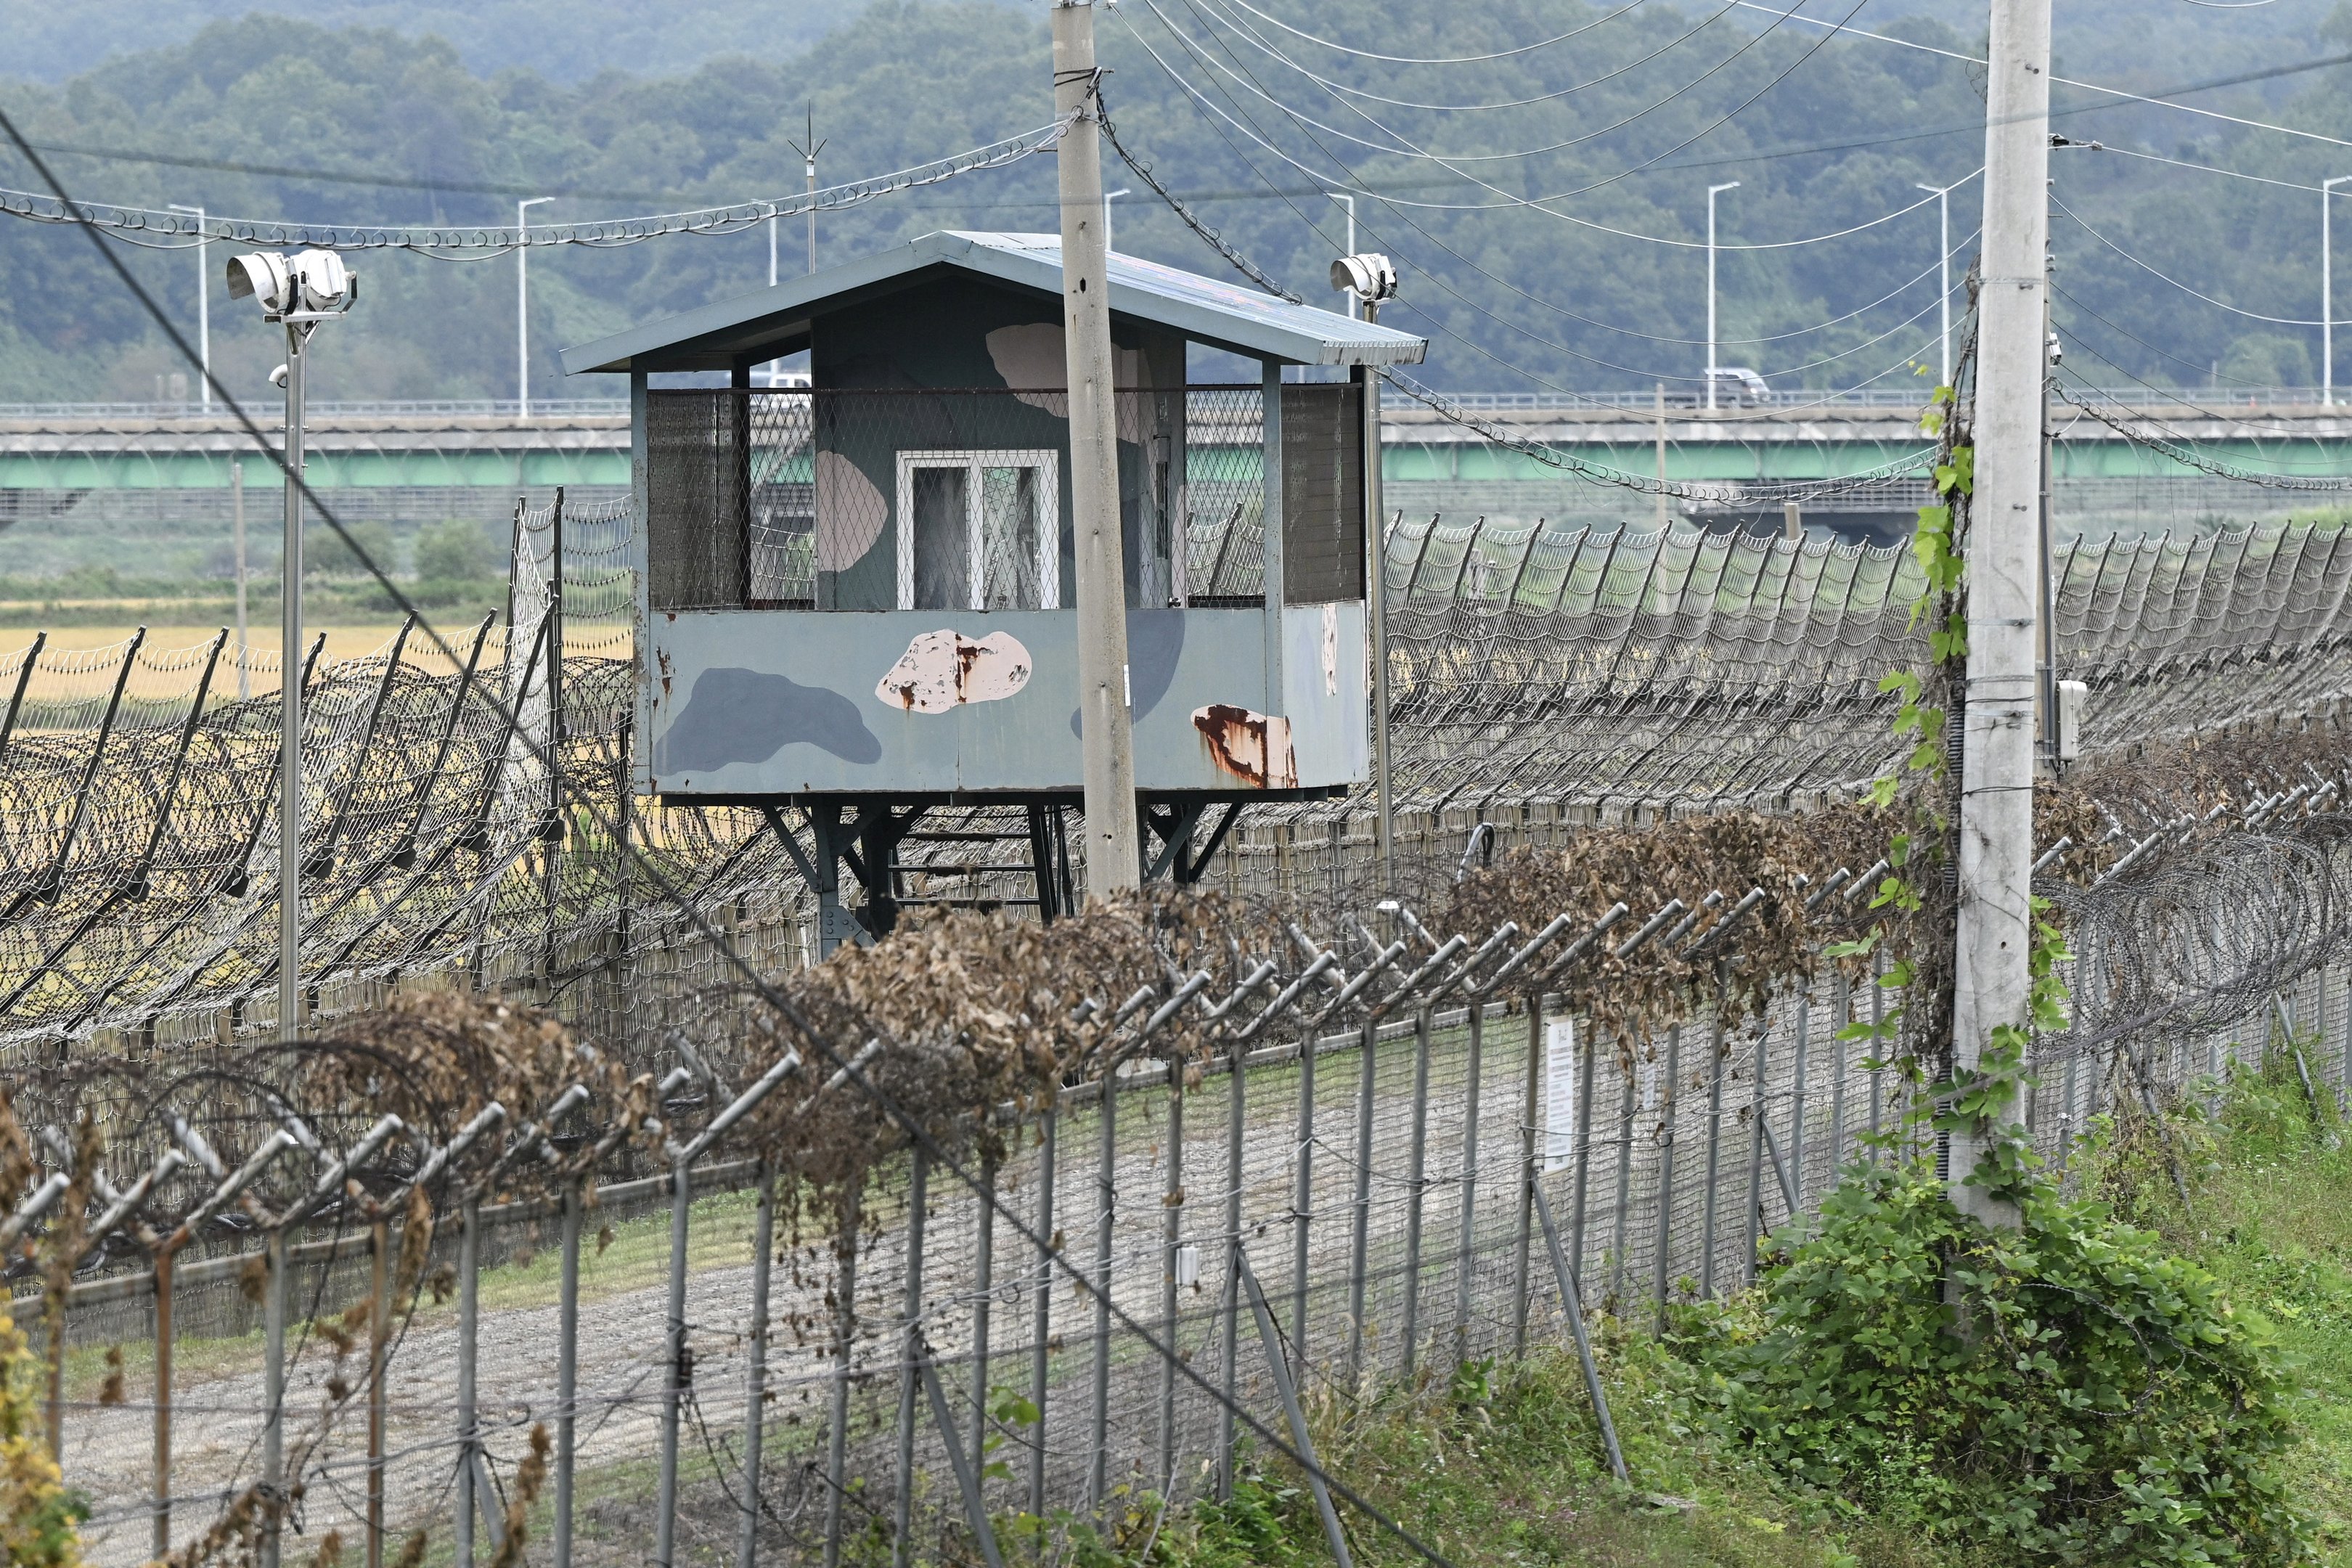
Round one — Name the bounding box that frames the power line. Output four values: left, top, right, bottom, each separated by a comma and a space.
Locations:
1126, 0, 1962, 392
2052, 192, 2322, 326
1208, 0, 1654, 66
1131, 0, 1975, 253
11, 139, 679, 203
1726, 1, 2352, 151
0, 118, 1071, 256
1193, 0, 1749, 121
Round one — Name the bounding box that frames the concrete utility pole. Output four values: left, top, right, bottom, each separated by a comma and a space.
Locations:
1053, 0, 1142, 895
1949, 0, 2051, 1228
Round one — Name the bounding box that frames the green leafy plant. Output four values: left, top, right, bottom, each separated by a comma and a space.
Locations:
1681, 1157, 2306, 1568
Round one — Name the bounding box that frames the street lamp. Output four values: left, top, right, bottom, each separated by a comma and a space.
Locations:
1103, 187, 1131, 253
1917, 181, 1956, 388
1328, 192, 1358, 318
166, 204, 211, 409
518, 197, 552, 419
224, 246, 357, 1053
2327, 176, 2352, 406
1706, 181, 1740, 411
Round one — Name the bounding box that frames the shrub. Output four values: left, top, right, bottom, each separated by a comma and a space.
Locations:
1683, 1158, 2305, 1567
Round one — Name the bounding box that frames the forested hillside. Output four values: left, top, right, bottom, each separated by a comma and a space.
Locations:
1, 0, 2348, 404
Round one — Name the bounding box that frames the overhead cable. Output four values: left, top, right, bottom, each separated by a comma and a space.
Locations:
1380, 368, 1936, 501
2053, 194, 2322, 325
1726, 1, 2352, 151
1207, 0, 1654, 65
1128, 2, 1972, 250
0, 117, 1072, 256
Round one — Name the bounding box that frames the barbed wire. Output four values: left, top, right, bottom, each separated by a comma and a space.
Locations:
2051, 380, 2352, 492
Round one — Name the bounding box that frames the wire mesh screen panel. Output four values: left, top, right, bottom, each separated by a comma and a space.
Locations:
1281, 383, 1365, 605
648, 390, 748, 611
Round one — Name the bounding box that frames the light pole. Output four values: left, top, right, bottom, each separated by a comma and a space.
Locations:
517, 197, 552, 419
1706, 181, 1739, 411
2327, 176, 2352, 405
1328, 192, 1357, 317
167, 205, 211, 409
223, 243, 355, 1568
1918, 181, 1955, 387
226, 248, 356, 1054
1104, 187, 1131, 253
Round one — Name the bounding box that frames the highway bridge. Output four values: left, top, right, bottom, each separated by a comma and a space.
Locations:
1, 387, 2345, 551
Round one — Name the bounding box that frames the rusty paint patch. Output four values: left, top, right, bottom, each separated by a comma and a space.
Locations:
876, 629, 1034, 713
1321, 603, 1340, 696
655, 645, 674, 703
1193, 704, 1296, 789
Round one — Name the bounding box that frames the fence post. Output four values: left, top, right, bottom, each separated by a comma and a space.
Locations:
152, 1244, 176, 1561
260, 1225, 289, 1568
655, 1153, 693, 1568
1160, 1064, 1185, 1490
1451, 998, 1487, 1365
1651, 1024, 1683, 1327
455, 1192, 481, 1568
1829, 969, 1850, 1174
1289, 1026, 1315, 1376
1789, 981, 1810, 1209
1026, 1116, 1054, 1521
1218, 1038, 1246, 1500
1699, 1001, 1728, 1299
1607, 1050, 1636, 1307
895, 1151, 928, 1568
1743, 1004, 1771, 1285
368, 1217, 391, 1568
971, 1153, 996, 1485
554, 1179, 581, 1568
1344, 1015, 1376, 1391
739, 1159, 777, 1568
1868, 948, 1886, 1153
825, 1180, 862, 1568
1511, 993, 1543, 1356
1088, 1068, 1115, 1511
1400, 1005, 1433, 1380
1569, 1021, 1597, 1283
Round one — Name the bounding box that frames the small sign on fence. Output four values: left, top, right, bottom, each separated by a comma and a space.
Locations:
1545, 1016, 1577, 1172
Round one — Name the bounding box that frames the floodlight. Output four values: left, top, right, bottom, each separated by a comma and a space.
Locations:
1329, 252, 1397, 304
291, 249, 356, 311
225, 251, 293, 314
226, 248, 357, 319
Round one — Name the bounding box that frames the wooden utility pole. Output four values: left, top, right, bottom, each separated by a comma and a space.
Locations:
1950, 0, 2051, 1228
1053, 1, 1142, 895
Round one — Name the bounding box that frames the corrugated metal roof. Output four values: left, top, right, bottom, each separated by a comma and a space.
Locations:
559, 229, 1426, 375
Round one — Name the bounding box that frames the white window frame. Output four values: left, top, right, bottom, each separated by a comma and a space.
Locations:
894, 449, 1061, 611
